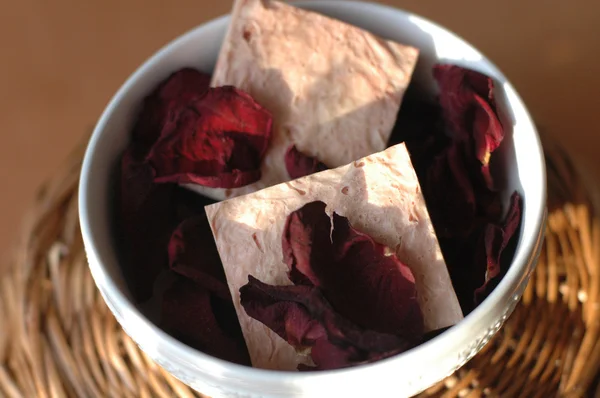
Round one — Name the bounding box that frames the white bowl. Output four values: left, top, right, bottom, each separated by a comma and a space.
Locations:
78, 1, 547, 397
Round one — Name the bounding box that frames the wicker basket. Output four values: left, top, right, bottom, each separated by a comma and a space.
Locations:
0, 138, 598, 398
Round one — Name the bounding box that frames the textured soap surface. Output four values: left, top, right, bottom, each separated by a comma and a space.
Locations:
205, 143, 463, 370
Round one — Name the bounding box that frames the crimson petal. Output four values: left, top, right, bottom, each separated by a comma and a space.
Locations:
433, 64, 495, 140
433, 64, 504, 190
161, 278, 250, 365
474, 192, 523, 303
472, 95, 504, 189
240, 276, 413, 371
282, 201, 423, 336
424, 143, 477, 239
132, 68, 211, 152
168, 215, 231, 300
397, 65, 522, 315
284, 145, 328, 179
388, 98, 449, 170
119, 148, 176, 301
146, 86, 273, 189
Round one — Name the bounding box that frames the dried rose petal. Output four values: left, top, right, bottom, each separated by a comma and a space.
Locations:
241, 276, 324, 349
168, 215, 231, 300
485, 192, 523, 280
132, 68, 211, 152
284, 145, 328, 179
474, 192, 523, 303
118, 68, 216, 302
388, 98, 449, 169
433, 64, 504, 190
472, 95, 504, 188
119, 147, 224, 302
433, 64, 495, 139
146, 86, 273, 189
240, 276, 412, 371
161, 278, 250, 365
239, 201, 422, 370
397, 65, 521, 315
171, 181, 217, 221
282, 201, 423, 336
424, 144, 477, 239
119, 148, 176, 301
120, 69, 258, 363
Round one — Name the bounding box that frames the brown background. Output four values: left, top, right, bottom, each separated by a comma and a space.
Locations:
1, 0, 599, 260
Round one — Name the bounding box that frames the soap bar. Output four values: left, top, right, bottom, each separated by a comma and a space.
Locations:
205, 144, 463, 370
191, 0, 419, 200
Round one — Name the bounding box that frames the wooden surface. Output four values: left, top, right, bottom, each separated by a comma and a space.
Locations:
1, 0, 599, 260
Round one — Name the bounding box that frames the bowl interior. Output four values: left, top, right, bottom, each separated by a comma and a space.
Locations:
79, 0, 545, 394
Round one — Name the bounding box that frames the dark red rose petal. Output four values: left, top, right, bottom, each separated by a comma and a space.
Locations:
132, 68, 211, 152
119, 148, 177, 302
119, 147, 224, 303
161, 278, 250, 365
282, 201, 423, 336
240, 276, 413, 371
146, 86, 273, 189
472, 95, 504, 189
474, 192, 523, 303
240, 276, 325, 349
284, 145, 328, 179
433, 64, 495, 139
296, 338, 353, 372
281, 202, 331, 287
388, 98, 449, 169
157, 68, 212, 103
424, 143, 477, 239
120, 69, 256, 363
171, 182, 217, 221
433, 64, 504, 190
397, 65, 521, 315
486, 192, 523, 280
168, 215, 231, 300
118, 68, 215, 302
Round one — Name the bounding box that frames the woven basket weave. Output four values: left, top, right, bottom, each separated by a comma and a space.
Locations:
0, 138, 598, 398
